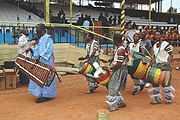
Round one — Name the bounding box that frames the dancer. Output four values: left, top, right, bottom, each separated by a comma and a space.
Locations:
101, 34, 128, 112
149, 31, 174, 105
129, 33, 145, 95
26, 24, 56, 103
78, 33, 100, 94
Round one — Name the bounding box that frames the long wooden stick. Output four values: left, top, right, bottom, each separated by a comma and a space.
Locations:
21, 39, 40, 55
144, 47, 152, 58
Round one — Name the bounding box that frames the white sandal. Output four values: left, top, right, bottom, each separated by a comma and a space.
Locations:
150, 101, 161, 105
166, 100, 173, 104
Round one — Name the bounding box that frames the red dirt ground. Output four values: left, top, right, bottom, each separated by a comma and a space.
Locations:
0, 63, 180, 120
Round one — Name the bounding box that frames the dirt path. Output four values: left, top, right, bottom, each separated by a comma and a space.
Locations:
0, 63, 180, 120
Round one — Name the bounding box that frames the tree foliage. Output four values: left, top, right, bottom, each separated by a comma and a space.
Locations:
167, 7, 177, 13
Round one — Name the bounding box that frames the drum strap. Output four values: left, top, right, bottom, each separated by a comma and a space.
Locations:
21, 39, 40, 55
151, 43, 162, 67
144, 47, 152, 58
51, 53, 55, 71
167, 57, 170, 71
152, 43, 170, 71
50, 52, 62, 82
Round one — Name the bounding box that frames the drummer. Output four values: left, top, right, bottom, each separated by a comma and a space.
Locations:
129, 33, 146, 95
78, 33, 100, 94
101, 34, 128, 112
149, 31, 174, 105
26, 23, 56, 103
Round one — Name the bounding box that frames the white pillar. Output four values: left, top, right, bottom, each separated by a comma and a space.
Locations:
159, 0, 162, 12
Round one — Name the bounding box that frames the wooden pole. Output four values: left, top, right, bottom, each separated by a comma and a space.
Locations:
158, 1, 159, 12
120, 0, 126, 41
79, 0, 81, 12
149, 0, 151, 28
44, 0, 49, 23
70, 0, 72, 24
105, 0, 107, 13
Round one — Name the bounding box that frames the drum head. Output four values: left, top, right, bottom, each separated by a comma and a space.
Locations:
163, 71, 170, 86
146, 67, 151, 81
94, 68, 107, 79
125, 30, 137, 42
77, 62, 87, 73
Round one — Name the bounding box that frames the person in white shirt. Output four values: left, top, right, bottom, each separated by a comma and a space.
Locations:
78, 33, 100, 94
83, 18, 90, 30
18, 28, 33, 85
18, 29, 33, 57
129, 33, 146, 95
100, 34, 128, 112
27, 15, 33, 21
149, 31, 174, 105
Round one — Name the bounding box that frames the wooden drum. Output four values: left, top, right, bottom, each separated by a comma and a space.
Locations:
146, 67, 170, 86
79, 63, 94, 76
15, 54, 55, 88
132, 59, 150, 79
94, 68, 111, 86
128, 51, 151, 79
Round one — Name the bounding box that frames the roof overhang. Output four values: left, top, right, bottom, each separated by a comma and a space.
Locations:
91, 0, 162, 4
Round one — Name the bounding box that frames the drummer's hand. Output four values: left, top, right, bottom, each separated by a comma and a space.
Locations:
100, 59, 106, 63
163, 62, 170, 66
102, 66, 108, 71
36, 55, 41, 63
78, 57, 84, 60
28, 38, 33, 42
84, 60, 88, 63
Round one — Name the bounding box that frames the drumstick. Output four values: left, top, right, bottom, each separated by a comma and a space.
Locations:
30, 61, 38, 69
24, 53, 27, 62
21, 38, 40, 55
55, 71, 61, 82
144, 47, 152, 58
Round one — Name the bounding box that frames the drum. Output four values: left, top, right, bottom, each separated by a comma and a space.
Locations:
128, 51, 151, 79
94, 68, 111, 86
15, 54, 55, 88
125, 30, 137, 43
146, 67, 170, 86
78, 63, 94, 76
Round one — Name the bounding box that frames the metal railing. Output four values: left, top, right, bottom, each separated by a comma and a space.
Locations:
0, 21, 116, 55
0, 21, 179, 55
